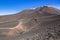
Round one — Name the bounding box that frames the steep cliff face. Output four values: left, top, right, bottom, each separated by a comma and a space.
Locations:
0, 6, 60, 40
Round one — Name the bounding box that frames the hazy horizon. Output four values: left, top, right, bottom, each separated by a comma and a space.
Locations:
0, 0, 60, 15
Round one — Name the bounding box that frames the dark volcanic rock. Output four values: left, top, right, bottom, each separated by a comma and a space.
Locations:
0, 6, 60, 40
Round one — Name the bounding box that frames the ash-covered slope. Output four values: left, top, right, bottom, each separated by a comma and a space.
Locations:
0, 6, 60, 28
0, 6, 60, 40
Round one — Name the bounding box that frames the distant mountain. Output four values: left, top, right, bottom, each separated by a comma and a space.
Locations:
0, 6, 60, 40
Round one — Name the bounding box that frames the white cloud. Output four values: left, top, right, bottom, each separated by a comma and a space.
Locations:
30, 8, 35, 9
52, 6, 60, 10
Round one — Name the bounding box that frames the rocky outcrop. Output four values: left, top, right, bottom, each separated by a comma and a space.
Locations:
0, 6, 60, 40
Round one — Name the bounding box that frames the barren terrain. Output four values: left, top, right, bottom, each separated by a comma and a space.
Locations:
0, 6, 60, 40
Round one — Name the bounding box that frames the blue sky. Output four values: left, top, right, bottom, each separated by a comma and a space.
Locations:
0, 0, 60, 15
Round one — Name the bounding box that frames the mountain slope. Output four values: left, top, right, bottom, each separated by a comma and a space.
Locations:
0, 6, 60, 40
